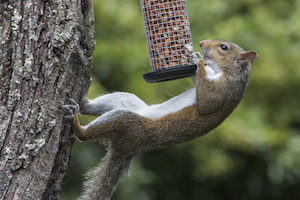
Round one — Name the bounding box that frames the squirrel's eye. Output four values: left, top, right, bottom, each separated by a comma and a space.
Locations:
220, 44, 228, 51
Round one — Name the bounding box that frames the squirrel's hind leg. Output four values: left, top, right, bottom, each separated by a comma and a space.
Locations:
63, 100, 140, 142
78, 109, 141, 141
63, 100, 87, 140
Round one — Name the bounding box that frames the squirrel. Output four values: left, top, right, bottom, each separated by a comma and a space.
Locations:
63, 39, 258, 200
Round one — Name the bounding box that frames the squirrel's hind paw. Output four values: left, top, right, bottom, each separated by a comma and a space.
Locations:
62, 99, 80, 119
69, 99, 80, 112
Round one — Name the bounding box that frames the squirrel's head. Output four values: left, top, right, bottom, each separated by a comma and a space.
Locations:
199, 39, 258, 80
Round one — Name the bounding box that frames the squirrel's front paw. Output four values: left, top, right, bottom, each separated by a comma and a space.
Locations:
62, 99, 80, 120
192, 52, 202, 64
184, 44, 202, 65
195, 59, 205, 75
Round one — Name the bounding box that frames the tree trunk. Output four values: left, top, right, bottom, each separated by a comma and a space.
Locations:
0, 0, 95, 199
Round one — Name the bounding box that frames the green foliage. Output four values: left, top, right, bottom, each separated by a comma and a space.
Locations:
62, 0, 300, 199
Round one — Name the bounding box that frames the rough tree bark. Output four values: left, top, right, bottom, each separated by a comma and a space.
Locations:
0, 0, 94, 199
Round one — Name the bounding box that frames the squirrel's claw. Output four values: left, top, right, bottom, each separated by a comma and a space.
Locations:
184, 44, 202, 65
195, 52, 201, 59
62, 105, 76, 120
64, 114, 75, 119
62, 105, 73, 112
62, 99, 80, 120
69, 99, 80, 113
191, 53, 201, 65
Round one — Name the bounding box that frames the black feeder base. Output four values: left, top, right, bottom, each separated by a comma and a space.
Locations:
143, 64, 197, 83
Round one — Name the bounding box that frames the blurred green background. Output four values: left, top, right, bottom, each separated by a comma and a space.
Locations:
61, 0, 300, 199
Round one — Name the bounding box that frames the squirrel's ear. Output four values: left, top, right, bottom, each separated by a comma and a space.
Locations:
238, 51, 258, 64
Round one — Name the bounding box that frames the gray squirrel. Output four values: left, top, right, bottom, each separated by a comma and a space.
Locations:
63, 39, 258, 200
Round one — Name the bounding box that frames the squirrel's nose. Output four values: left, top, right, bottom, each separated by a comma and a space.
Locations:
199, 40, 205, 47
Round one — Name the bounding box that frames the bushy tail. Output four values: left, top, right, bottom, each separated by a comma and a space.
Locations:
78, 150, 132, 200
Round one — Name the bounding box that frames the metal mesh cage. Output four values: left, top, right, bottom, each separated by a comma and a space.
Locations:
140, 0, 194, 75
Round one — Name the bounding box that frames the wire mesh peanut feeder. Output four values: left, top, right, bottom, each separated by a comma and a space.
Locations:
140, 0, 197, 83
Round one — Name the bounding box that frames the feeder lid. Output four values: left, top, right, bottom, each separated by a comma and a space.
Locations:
143, 64, 197, 83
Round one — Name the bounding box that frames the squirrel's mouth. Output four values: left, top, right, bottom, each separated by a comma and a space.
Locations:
199, 47, 223, 80
201, 52, 212, 66
203, 55, 211, 61
200, 47, 211, 61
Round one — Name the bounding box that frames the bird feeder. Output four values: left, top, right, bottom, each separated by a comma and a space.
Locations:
140, 0, 197, 83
